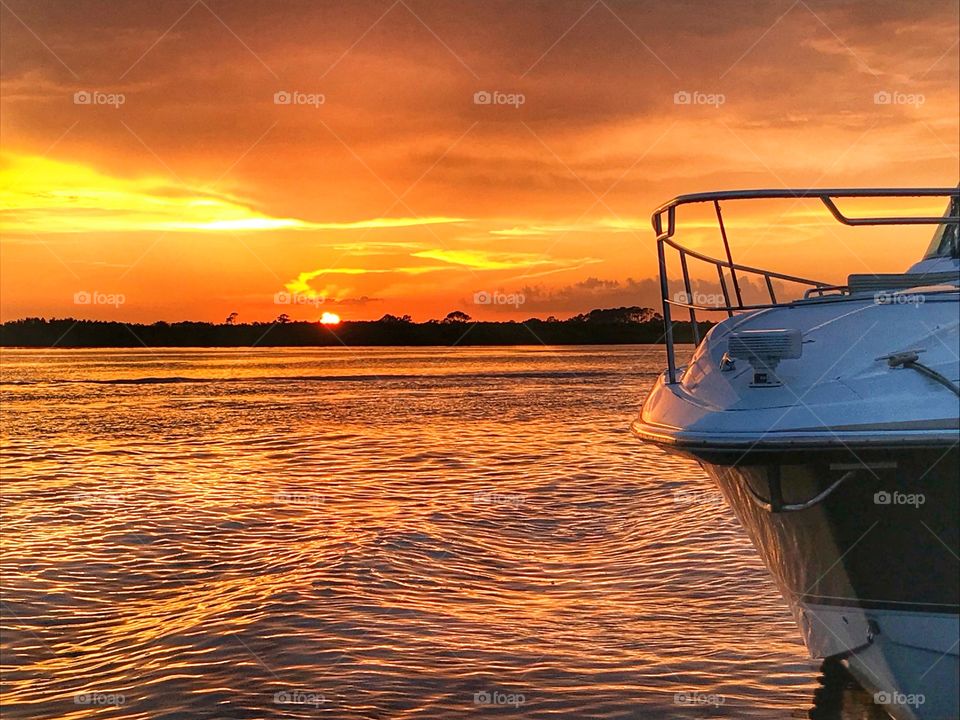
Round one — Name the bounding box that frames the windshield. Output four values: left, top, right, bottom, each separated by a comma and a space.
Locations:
923, 195, 960, 259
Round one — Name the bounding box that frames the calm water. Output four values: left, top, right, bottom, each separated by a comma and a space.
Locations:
1, 347, 886, 719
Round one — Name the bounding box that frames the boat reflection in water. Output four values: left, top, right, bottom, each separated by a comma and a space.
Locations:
811, 659, 897, 720
634, 188, 960, 720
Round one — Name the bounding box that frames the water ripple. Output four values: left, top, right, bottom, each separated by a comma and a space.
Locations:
1, 347, 880, 718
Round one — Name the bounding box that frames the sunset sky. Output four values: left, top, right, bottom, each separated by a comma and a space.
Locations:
1, 0, 958, 322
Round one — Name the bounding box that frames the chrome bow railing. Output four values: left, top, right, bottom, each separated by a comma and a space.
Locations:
653, 188, 960, 384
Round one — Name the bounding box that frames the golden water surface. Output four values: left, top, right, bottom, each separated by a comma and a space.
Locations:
1, 347, 886, 719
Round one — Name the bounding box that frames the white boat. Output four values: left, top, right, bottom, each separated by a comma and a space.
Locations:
632, 188, 959, 720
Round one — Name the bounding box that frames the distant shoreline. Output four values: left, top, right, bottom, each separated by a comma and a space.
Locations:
1, 309, 709, 348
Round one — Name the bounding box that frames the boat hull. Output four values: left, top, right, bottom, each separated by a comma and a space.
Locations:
696, 444, 959, 720
799, 602, 957, 720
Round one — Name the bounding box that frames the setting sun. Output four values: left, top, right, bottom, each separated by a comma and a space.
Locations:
319, 312, 341, 325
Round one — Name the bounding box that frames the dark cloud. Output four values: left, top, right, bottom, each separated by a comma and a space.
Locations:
328, 295, 383, 307
511, 276, 662, 315
493, 273, 802, 318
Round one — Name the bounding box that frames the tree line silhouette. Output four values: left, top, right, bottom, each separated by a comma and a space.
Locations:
1, 307, 710, 347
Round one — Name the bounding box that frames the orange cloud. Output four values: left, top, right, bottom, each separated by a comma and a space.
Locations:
409, 249, 558, 270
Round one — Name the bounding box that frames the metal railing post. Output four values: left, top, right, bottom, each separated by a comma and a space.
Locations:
679, 251, 699, 346
714, 200, 743, 307
717, 265, 733, 318
657, 238, 677, 384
